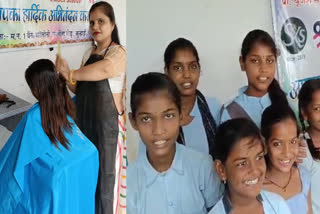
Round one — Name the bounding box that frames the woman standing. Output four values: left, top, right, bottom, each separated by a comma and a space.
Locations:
56, 2, 126, 214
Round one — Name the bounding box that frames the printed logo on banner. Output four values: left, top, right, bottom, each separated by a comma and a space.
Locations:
289, 76, 320, 99
289, 81, 303, 99
281, 17, 307, 54
314, 21, 320, 48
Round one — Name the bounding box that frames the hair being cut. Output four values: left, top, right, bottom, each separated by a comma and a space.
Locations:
25, 59, 76, 149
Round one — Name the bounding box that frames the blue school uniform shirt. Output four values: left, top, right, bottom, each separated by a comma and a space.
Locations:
0, 104, 99, 214
183, 96, 221, 154
139, 96, 221, 155
128, 143, 223, 214
286, 166, 311, 214
301, 144, 320, 214
220, 86, 271, 128
208, 190, 291, 214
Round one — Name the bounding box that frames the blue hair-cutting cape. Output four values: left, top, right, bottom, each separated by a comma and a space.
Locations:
0, 104, 99, 214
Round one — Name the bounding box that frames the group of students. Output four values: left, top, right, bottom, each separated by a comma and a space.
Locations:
127, 29, 320, 214
0, 2, 126, 214
0, 2, 319, 213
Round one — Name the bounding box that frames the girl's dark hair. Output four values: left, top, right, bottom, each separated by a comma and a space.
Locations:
241, 29, 288, 106
261, 104, 299, 168
89, 1, 120, 44
130, 72, 181, 118
261, 104, 298, 141
212, 118, 262, 163
298, 79, 320, 160
25, 59, 76, 149
164, 38, 200, 70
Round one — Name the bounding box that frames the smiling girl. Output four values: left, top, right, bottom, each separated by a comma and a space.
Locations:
210, 118, 290, 214
261, 104, 312, 214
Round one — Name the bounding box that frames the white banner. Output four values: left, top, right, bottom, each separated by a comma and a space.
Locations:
0, 0, 94, 52
271, 0, 320, 104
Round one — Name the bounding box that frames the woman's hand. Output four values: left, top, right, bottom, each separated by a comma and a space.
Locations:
56, 54, 70, 81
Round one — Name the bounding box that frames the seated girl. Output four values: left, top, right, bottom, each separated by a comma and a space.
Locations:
0, 59, 99, 214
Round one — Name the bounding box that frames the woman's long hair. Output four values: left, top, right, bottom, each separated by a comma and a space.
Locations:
25, 59, 76, 149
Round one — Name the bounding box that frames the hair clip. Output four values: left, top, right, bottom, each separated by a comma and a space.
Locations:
303, 131, 311, 140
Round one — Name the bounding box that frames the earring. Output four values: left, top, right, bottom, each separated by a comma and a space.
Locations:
222, 179, 226, 184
